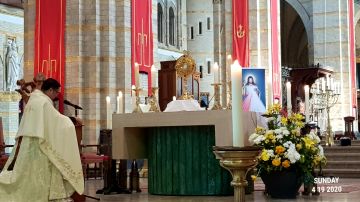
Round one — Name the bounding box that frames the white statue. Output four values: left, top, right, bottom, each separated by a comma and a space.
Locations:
5, 40, 21, 91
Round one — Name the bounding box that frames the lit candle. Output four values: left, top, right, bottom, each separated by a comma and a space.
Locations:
117, 91, 123, 114
226, 54, 232, 82
151, 65, 156, 88
231, 60, 244, 147
304, 85, 310, 122
106, 96, 112, 129
213, 62, 219, 83
286, 81, 292, 113
173, 96, 176, 101
134, 62, 140, 87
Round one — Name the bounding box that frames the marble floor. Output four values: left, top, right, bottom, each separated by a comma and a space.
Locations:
84, 178, 360, 202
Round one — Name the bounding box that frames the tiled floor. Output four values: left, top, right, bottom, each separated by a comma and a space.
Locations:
84, 178, 360, 202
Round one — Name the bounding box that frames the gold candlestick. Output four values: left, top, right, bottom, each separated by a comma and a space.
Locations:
211, 83, 222, 110
227, 81, 232, 110
132, 87, 142, 113
149, 87, 160, 112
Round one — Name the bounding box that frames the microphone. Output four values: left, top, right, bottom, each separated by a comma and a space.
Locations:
64, 99, 83, 110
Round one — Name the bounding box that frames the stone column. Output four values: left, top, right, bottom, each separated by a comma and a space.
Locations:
0, 92, 21, 152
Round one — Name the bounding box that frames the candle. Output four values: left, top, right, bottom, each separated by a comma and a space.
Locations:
106, 96, 112, 129
213, 62, 219, 83
117, 91, 123, 114
316, 80, 320, 94
151, 65, 156, 88
173, 96, 176, 101
304, 85, 310, 123
286, 81, 292, 113
321, 78, 325, 92
134, 62, 140, 87
231, 60, 244, 147
326, 75, 330, 89
226, 54, 232, 82
330, 78, 334, 91
132, 85, 136, 109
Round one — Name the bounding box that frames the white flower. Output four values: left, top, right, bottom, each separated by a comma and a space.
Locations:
266, 149, 275, 157
282, 130, 290, 136
274, 129, 282, 134
267, 117, 275, 121
307, 131, 321, 143
275, 134, 283, 140
249, 133, 259, 144
283, 141, 294, 148
254, 135, 266, 144
285, 145, 301, 163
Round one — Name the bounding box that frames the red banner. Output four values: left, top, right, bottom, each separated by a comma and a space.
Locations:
348, 0, 357, 110
232, 0, 249, 67
271, 0, 281, 102
34, 0, 66, 112
131, 0, 153, 94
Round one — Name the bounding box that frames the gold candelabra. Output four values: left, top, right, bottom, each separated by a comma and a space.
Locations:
227, 81, 232, 110
311, 87, 340, 146
149, 87, 160, 112
211, 83, 222, 110
132, 87, 142, 113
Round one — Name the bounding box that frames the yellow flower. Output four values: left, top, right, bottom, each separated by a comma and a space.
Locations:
272, 157, 281, 167
251, 175, 257, 181
275, 146, 285, 154
302, 137, 315, 149
281, 117, 288, 125
296, 143, 302, 151
272, 139, 276, 144
261, 150, 270, 161
282, 160, 291, 168
255, 127, 265, 134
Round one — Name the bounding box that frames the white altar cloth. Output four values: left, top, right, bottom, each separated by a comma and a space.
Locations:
164, 100, 204, 112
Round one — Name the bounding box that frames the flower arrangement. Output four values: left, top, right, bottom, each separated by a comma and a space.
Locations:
249, 104, 326, 185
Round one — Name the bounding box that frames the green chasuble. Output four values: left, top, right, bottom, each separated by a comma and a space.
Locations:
0, 90, 84, 202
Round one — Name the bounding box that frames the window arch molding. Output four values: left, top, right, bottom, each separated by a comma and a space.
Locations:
167, 2, 177, 47
157, 2, 165, 43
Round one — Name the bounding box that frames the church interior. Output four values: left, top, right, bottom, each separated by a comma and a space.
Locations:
1, 0, 360, 201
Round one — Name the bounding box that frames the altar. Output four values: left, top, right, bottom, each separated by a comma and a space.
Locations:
112, 110, 264, 195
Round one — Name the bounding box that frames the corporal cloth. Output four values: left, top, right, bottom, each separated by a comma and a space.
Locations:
0, 90, 84, 202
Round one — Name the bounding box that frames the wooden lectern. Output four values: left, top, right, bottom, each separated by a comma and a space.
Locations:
344, 116, 356, 140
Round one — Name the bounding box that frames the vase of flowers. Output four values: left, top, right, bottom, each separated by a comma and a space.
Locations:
249, 104, 326, 199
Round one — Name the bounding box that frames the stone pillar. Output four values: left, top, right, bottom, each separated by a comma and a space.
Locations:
0, 92, 21, 152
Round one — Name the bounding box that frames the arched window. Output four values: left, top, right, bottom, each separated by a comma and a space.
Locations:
169, 7, 175, 46
157, 3, 163, 43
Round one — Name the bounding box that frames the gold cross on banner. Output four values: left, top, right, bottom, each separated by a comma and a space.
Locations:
41, 44, 57, 78
137, 18, 150, 67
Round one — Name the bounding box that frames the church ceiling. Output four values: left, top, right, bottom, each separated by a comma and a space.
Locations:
0, 0, 23, 9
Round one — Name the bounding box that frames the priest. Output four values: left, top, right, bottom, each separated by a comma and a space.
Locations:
0, 78, 84, 201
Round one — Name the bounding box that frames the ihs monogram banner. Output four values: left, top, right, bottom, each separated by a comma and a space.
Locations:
232, 0, 249, 67
34, 0, 66, 112
131, 0, 153, 95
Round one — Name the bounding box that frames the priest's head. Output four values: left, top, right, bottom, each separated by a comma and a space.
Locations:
41, 78, 61, 101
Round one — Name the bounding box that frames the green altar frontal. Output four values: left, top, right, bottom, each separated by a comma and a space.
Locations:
147, 126, 233, 195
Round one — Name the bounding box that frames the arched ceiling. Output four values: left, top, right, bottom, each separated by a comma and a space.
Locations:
281, 0, 309, 68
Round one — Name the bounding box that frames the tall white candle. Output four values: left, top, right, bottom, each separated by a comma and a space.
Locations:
304, 85, 310, 122
226, 55, 232, 82
117, 91, 123, 114
106, 96, 112, 129
132, 85, 136, 109
151, 65, 156, 87
134, 62, 140, 87
286, 82, 292, 113
231, 60, 244, 147
321, 78, 325, 92
330, 78, 334, 90
316, 80, 320, 94
326, 75, 330, 89
173, 96, 176, 101
213, 62, 219, 83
